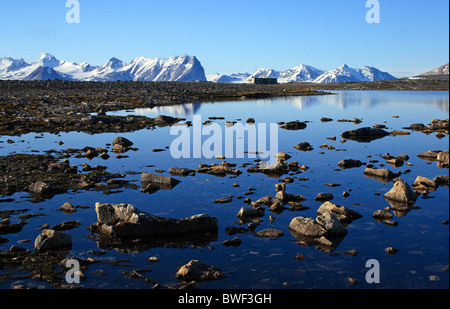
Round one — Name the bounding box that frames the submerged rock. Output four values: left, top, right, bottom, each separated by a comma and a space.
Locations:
93, 203, 218, 239
372, 210, 394, 221
294, 142, 313, 151
141, 172, 180, 188
412, 176, 437, 192
112, 136, 133, 147
211, 197, 232, 203
275, 191, 306, 202
314, 192, 334, 202
175, 260, 225, 282
280, 120, 307, 130
155, 115, 180, 126
169, 167, 192, 177
275, 152, 291, 161
194, 164, 241, 177
434, 175, 449, 187
0, 218, 25, 235
417, 150, 441, 160
363, 167, 398, 182
337, 159, 363, 169
254, 228, 284, 238
341, 127, 389, 142
236, 207, 265, 219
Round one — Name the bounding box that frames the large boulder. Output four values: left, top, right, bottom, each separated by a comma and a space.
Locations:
275, 191, 306, 202
112, 136, 134, 153
363, 167, 396, 181
315, 212, 348, 237
93, 203, 218, 239
434, 175, 449, 187
288, 217, 327, 238
288, 213, 348, 239
112, 136, 133, 147
28, 181, 55, 196
34, 229, 72, 251
412, 176, 437, 192
236, 207, 265, 220
316, 201, 362, 224
437, 150, 449, 168
383, 178, 417, 205
141, 172, 180, 188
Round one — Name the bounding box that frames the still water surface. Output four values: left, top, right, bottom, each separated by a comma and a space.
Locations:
1, 90, 448, 289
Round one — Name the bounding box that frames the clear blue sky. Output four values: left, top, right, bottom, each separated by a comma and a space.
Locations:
0, 0, 448, 77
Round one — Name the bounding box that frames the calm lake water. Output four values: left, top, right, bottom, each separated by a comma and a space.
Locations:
1, 90, 448, 289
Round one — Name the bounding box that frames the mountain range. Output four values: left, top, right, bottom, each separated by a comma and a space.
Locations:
207, 63, 396, 84
0, 53, 398, 84
0, 53, 206, 82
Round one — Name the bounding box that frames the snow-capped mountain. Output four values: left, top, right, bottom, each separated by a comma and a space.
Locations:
278, 64, 325, 83
0, 53, 397, 84
250, 64, 325, 83
0, 53, 207, 82
250, 68, 280, 80
419, 63, 449, 76
358, 66, 396, 81
207, 63, 393, 84
0, 57, 29, 73
312, 64, 396, 84
208, 64, 325, 84
124, 55, 206, 82
207, 72, 251, 83
23, 66, 66, 81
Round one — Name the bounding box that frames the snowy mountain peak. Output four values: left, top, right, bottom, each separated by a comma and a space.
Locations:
420, 63, 449, 76
101, 57, 125, 70
243, 63, 325, 83
0, 57, 29, 73
312, 64, 395, 83
38, 53, 60, 67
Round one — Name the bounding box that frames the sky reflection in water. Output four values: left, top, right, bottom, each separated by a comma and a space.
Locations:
0, 91, 448, 289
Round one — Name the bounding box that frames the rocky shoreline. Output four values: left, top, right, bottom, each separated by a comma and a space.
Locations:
1, 79, 448, 136
0, 80, 325, 136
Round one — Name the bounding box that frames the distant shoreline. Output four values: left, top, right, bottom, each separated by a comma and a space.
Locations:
0, 79, 448, 136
